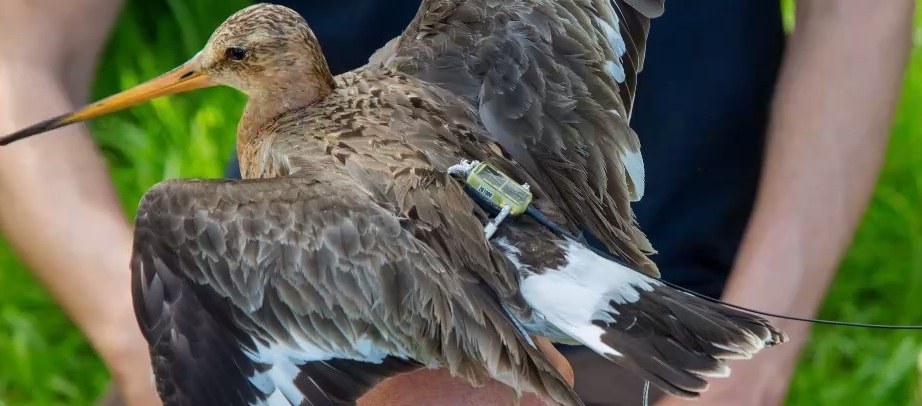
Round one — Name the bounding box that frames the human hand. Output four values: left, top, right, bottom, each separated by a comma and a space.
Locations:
359, 336, 573, 406
653, 358, 789, 406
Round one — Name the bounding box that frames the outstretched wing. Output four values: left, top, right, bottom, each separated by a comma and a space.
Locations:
130, 174, 579, 406
376, 0, 664, 275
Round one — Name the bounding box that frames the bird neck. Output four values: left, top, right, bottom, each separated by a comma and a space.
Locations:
238, 76, 331, 140
236, 75, 333, 178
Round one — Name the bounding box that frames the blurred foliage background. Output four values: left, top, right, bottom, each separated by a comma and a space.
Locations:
0, 1, 920, 405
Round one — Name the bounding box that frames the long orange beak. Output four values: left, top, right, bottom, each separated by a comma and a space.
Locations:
0, 59, 215, 146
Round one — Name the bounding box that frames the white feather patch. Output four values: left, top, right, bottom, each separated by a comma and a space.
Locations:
245, 342, 307, 406
604, 60, 627, 84
595, 9, 627, 84
264, 390, 292, 406
605, 108, 646, 201
595, 4, 645, 201
620, 145, 645, 201
595, 16, 627, 57
517, 239, 659, 357
244, 334, 395, 405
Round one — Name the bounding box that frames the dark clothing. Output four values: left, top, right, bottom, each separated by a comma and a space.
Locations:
282, 1, 423, 75
225, 2, 786, 404
629, 2, 785, 298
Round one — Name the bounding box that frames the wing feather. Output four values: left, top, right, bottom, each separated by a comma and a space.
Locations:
131, 174, 580, 405
377, 0, 664, 274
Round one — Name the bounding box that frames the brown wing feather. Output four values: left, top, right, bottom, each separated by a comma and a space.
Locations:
267, 68, 575, 303
376, 0, 663, 275
131, 174, 582, 406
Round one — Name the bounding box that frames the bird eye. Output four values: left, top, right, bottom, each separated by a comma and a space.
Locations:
225, 46, 248, 61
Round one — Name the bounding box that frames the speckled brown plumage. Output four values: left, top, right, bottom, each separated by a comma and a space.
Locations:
376, 0, 665, 275
1, 2, 790, 406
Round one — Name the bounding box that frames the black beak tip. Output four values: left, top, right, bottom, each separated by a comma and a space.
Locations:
0, 131, 27, 146
0, 116, 68, 146
0, 131, 28, 146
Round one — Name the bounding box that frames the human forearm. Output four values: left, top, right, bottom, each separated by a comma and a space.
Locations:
0, 64, 140, 373
676, 1, 914, 404
359, 369, 549, 406
726, 0, 913, 361
657, 2, 914, 405
0, 66, 161, 406
0, 1, 159, 405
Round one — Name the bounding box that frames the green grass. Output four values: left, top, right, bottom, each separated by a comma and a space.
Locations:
0, 1, 920, 405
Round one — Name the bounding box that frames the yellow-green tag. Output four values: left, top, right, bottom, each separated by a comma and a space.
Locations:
465, 162, 533, 215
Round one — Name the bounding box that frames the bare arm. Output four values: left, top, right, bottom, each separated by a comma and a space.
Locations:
657, 0, 914, 405
0, 2, 161, 405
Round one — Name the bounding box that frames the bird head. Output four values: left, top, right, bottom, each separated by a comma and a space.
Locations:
0, 3, 333, 146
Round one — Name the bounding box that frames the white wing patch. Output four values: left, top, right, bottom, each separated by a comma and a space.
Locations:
620, 144, 646, 201
263, 390, 292, 406
245, 341, 307, 406
517, 239, 659, 357
606, 108, 646, 201
604, 60, 627, 83
594, 6, 627, 85
244, 335, 395, 406
597, 7, 646, 201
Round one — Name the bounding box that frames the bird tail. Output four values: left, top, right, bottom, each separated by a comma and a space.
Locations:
519, 239, 788, 398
